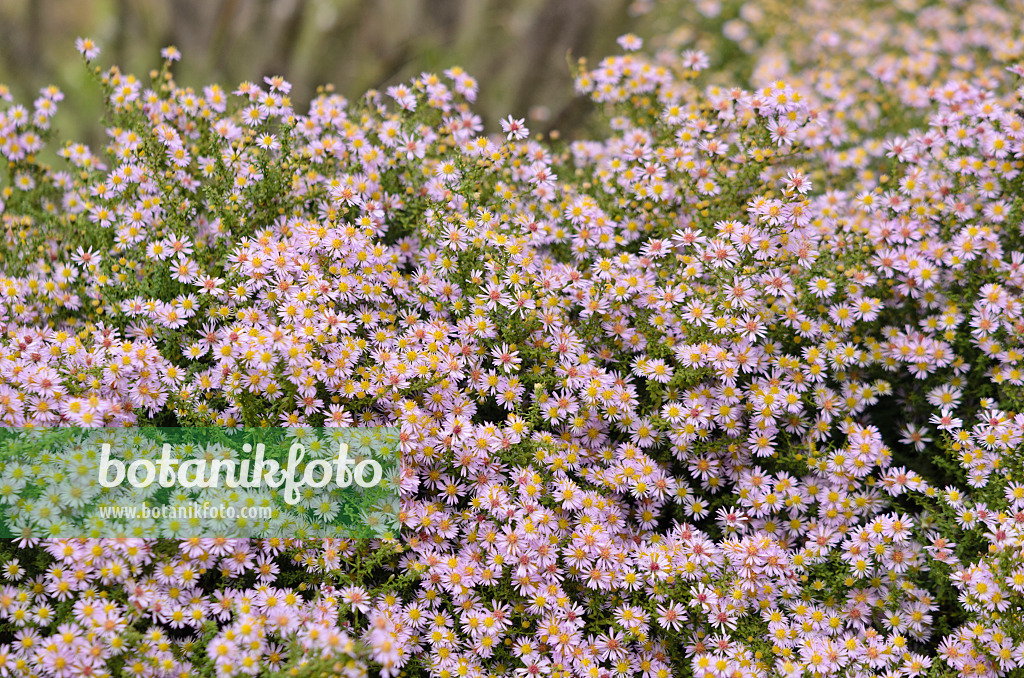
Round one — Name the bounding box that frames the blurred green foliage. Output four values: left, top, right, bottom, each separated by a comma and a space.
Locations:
0, 0, 642, 146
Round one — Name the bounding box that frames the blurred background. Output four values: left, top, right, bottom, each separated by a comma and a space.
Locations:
0, 0, 653, 144
0, 0, 792, 147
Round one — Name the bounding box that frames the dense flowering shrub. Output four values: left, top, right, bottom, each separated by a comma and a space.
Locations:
3, 1, 1024, 677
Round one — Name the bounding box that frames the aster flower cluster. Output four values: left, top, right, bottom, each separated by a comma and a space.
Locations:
1, 0, 1024, 676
